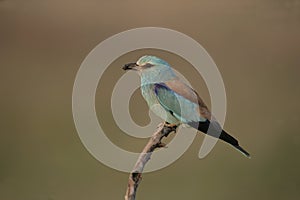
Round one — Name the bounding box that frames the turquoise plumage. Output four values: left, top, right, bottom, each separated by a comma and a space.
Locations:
123, 55, 250, 157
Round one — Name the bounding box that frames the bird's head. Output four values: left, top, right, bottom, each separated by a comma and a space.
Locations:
123, 55, 174, 77
123, 55, 176, 84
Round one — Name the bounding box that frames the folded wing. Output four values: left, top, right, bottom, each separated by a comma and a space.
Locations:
153, 79, 209, 123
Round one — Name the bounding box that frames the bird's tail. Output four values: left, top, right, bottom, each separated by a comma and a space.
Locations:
219, 129, 250, 158
188, 120, 250, 158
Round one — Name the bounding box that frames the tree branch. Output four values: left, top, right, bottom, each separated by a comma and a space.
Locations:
124, 122, 177, 200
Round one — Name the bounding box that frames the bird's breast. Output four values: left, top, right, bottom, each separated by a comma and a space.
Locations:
141, 84, 179, 124
141, 84, 159, 108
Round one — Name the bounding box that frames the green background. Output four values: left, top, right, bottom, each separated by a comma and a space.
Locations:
1, 0, 299, 199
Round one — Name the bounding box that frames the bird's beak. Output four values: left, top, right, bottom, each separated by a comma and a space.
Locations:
122, 62, 138, 71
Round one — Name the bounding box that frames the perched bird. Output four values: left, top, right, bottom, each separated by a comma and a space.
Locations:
123, 55, 250, 157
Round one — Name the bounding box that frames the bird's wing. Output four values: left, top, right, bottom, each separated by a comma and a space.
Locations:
155, 79, 224, 140
153, 79, 211, 123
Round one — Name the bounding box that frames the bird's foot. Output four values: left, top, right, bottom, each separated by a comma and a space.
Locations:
163, 122, 178, 136
164, 122, 178, 128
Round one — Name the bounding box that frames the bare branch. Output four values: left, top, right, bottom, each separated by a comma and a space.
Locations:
124, 122, 177, 200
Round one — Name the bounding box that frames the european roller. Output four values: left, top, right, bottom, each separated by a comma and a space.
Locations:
123, 55, 250, 157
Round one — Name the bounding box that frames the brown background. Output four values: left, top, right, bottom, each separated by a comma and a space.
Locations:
1, 0, 299, 199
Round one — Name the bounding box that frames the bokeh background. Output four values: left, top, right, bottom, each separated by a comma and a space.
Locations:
1, 0, 300, 199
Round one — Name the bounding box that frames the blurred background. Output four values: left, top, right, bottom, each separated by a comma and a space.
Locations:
1, 0, 300, 199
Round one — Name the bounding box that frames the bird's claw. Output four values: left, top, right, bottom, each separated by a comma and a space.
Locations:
164, 122, 176, 127
164, 122, 178, 129
163, 122, 178, 136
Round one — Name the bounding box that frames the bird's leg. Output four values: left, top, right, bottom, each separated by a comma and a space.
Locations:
163, 122, 179, 137
164, 122, 178, 128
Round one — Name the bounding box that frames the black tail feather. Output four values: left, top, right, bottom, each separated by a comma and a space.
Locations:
188, 120, 250, 158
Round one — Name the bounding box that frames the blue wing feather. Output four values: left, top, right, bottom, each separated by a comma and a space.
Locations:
154, 83, 205, 123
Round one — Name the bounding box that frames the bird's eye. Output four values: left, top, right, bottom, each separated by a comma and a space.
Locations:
144, 63, 154, 68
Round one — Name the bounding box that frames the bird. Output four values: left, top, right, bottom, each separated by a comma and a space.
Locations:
122, 55, 250, 158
